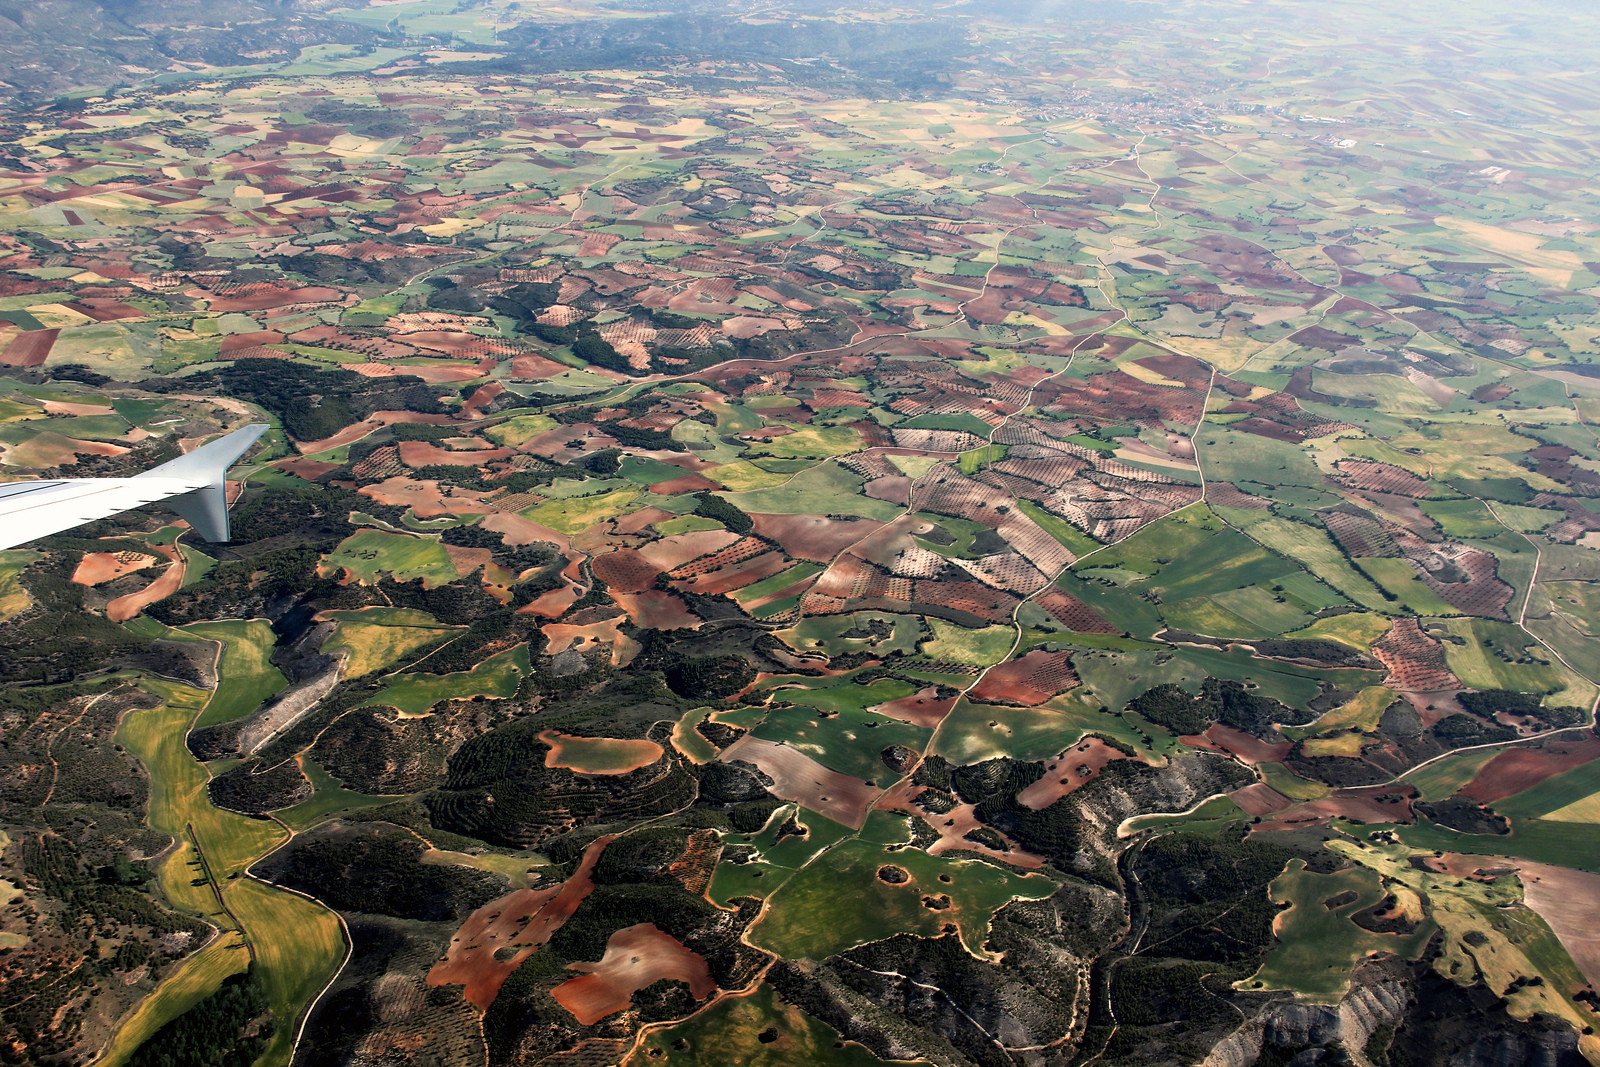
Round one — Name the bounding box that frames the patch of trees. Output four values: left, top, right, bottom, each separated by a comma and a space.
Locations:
147, 543, 341, 627
1126, 679, 1311, 738
305, 102, 413, 139
1252, 637, 1377, 668
441, 522, 557, 574
603, 420, 679, 451
260, 823, 503, 922
188, 361, 444, 442
1128, 684, 1211, 735
1431, 713, 1517, 747
635, 629, 755, 698
486, 281, 559, 323
208, 758, 311, 814
424, 276, 487, 314
126, 968, 272, 1067
427, 717, 694, 849
691, 491, 752, 534
1458, 689, 1586, 730
275, 251, 419, 287
1133, 831, 1294, 961
571, 324, 631, 374
0, 550, 204, 684
592, 827, 693, 886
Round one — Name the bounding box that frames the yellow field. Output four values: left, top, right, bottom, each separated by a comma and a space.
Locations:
320, 606, 456, 678
0, 549, 35, 620
1296, 685, 1396, 738
1541, 792, 1600, 824
1300, 732, 1366, 757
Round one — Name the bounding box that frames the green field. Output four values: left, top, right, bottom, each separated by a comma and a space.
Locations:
1245, 859, 1431, 1001
180, 620, 290, 729
1495, 758, 1600, 822
365, 644, 530, 714
106, 678, 344, 1067
747, 813, 1055, 961
723, 462, 901, 520
320, 529, 459, 587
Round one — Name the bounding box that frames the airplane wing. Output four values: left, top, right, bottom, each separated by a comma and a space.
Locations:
0, 424, 269, 551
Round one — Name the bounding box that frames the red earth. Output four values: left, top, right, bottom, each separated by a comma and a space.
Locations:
550, 923, 716, 1026
427, 835, 613, 1010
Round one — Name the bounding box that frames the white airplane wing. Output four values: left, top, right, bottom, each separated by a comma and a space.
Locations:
0, 424, 269, 551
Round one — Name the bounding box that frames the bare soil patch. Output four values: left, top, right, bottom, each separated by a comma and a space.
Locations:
550, 923, 715, 1026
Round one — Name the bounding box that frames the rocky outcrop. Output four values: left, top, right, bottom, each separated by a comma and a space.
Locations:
1203, 965, 1410, 1067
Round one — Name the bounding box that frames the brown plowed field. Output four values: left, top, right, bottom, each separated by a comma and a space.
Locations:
550, 923, 715, 1026
106, 545, 183, 623
1518, 862, 1600, 989
1373, 618, 1460, 692
1229, 782, 1293, 817
719, 734, 877, 829
1016, 738, 1132, 809
871, 687, 959, 729
1, 328, 58, 367
591, 549, 662, 593
427, 835, 613, 1010
970, 649, 1079, 707
751, 512, 883, 563
1033, 588, 1118, 633
1459, 734, 1600, 804
72, 551, 157, 586
612, 589, 700, 630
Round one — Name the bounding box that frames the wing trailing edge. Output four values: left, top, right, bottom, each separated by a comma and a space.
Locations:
0, 424, 269, 551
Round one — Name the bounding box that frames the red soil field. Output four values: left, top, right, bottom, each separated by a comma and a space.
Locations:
1229, 782, 1293, 817
41, 400, 113, 416
1, 328, 59, 367
1459, 733, 1600, 804
550, 923, 716, 1026
611, 589, 701, 630
871, 687, 959, 730
1372, 617, 1460, 692
72, 550, 157, 586
672, 548, 789, 597
591, 549, 663, 593
541, 731, 664, 775
106, 546, 184, 623
204, 283, 343, 312
1015, 738, 1132, 809
296, 411, 455, 453
1192, 724, 1291, 767
637, 529, 739, 571
276, 458, 340, 481
346, 360, 488, 384
666, 535, 772, 579
1260, 785, 1416, 830
427, 835, 613, 1010
220, 330, 285, 355
649, 472, 720, 494
969, 649, 1079, 707
360, 476, 496, 519
398, 439, 512, 468
510, 352, 570, 379
719, 734, 878, 829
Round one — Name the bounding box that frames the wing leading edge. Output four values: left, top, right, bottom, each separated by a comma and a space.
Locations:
0, 424, 269, 551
